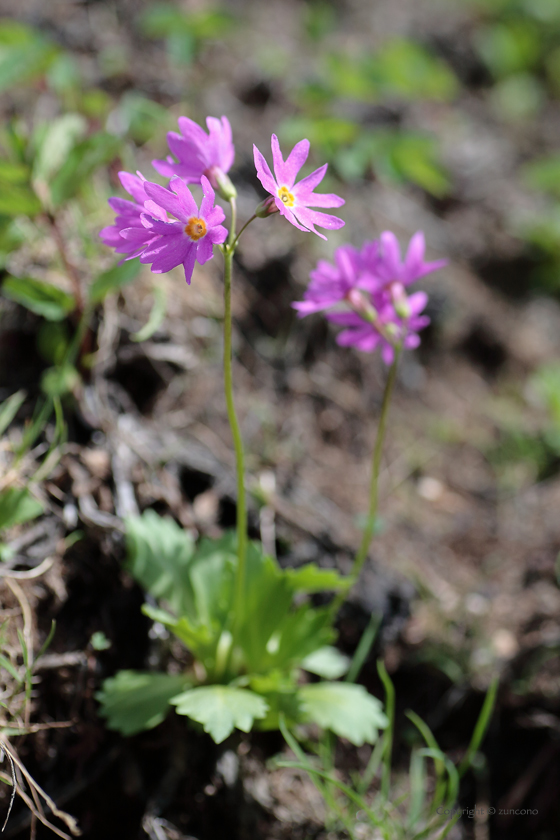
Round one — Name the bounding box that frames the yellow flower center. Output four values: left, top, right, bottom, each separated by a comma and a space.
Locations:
184, 217, 207, 241
277, 186, 295, 207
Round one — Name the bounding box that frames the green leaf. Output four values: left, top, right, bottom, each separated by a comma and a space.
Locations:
372, 40, 458, 101
96, 670, 189, 736
142, 604, 218, 665
131, 524, 236, 670
187, 536, 236, 629
285, 563, 349, 593
89, 259, 141, 304
2, 276, 75, 320
273, 603, 335, 670
390, 134, 450, 197
36, 321, 70, 365
140, 4, 235, 41
131, 286, 167, 342
125, 510, 196, 615
0, 159, 30, 183
0, 179, 42, 216
236, 541, 294, 672
475, 21, 541, 79
170, 685, 268, 743
90, 631, 111, 651
280, 115, 359, 156
0, 20, 59, 93
299, 682, 388, 746
522, 154, 560, 198
40, 364, 80, 397
0, 389, 25, 436
49, 131, 121, 206
0, 487, 43, 532
0, 216, 26, 267
301, 646, 351, 679
32, 113, 87, 186
249, 671, 302, 730
111, 93, 171, 144
0, 654, 21, 683
490, 73, 544, 121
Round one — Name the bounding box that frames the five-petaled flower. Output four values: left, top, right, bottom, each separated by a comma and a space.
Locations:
292, 244, 366, 316
99, 171, 167, 260
152, 116, 235, 192
253, 135, 345, 239
326, 290, 430, 364
366, 231, 447, 293
120, 175, 227, 284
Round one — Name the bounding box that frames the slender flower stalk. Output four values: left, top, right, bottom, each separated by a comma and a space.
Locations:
351, 344, 402, 584
222, 199, 248, 644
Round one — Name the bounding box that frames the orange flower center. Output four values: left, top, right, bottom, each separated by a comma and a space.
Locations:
185, 217, 207, 241
277, 186, 295, 207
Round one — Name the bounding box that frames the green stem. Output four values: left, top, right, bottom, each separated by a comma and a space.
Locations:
351, 346, 402, 584
222, 234, 247, 645
228, 197, 237, 249
231, 214, 257, 249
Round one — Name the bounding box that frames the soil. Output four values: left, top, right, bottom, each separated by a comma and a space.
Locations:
1, 1, 560, 839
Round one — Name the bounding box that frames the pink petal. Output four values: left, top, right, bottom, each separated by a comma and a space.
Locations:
199, 175, 216, 218
253, 145, 278, 195
381, 343, 395, 364
404, 231, 425, 276
270, 134, 286, 186
118, 171, 147, 204
299, 191, 345, 208
196, 236, 214, 265
275, 201, 309, 233
208, 225, 228, 244
379, 232, 402, 279
293, 206, 345, 236
292, 163, 327, 196
177, 116, 209, 147
144, 182, 189, 223
407, 290, 428, 316
169, 177, 199, 218
282, 138, 310, 189
182, 243, 197, 285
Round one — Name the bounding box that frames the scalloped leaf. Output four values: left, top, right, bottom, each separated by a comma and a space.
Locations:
299, 682, 388, 746
301, 646, 350, 679
171, 685, 268, 744
96, 670, 190, 736
125, 511, 195, 615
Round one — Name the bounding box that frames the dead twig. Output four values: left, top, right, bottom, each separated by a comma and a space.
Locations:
0, 559, 54, 580
0, 737, 80, 839
0, 744, 17, 832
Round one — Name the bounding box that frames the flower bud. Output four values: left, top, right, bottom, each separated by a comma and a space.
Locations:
255, 196, 279, 218
390, 282, 411, 319
206, 166, 237, 201
347, 288, 378, 323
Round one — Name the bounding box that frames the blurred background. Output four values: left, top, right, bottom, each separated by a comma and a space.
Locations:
1, 0, 560, 838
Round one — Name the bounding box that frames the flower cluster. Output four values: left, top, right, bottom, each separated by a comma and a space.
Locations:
100, 116, 345, 284
294, 232, 446, 363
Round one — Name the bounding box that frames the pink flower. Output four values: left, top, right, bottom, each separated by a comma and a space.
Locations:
253, 135, 345, 240
292, 244, 365, 316
99, 171, 167, 259
120, 176, 227, 284
326, 290, 430, 364
152, 116, 235, 190
294, 232, 444, 362
364, 231, 447, 292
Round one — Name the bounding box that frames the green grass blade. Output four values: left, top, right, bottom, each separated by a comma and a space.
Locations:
458, 676, 498, 778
